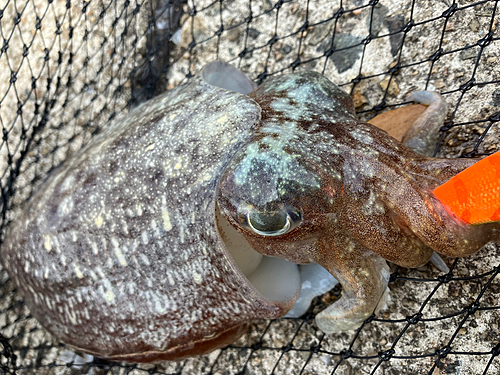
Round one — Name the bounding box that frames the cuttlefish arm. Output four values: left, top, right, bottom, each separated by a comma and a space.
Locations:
402, 91, 448, 157
313, 235, 390, 333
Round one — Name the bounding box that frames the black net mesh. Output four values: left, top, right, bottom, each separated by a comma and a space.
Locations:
0, 0, 499, 374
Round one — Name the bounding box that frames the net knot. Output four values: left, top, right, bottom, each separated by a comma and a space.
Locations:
442, 3, 457, 18
334, 8, 344, 19
372, 102, 386, 112
268, 34, 278, 46
388, 63, 401, 74
436, 345, 451, 358
402, 20, 414, 33
364, 313, 376, 324
378, 348, 395, 361
251, 343, 262, 350
477, 31, 494, 48
437, 273, 452, 283
351, 74, 364, 84
340, 349, 353, 359
291, 58, 301, 69
429, 48, 443, 62
459, 79, 475, 92
310, 344, 321, 353
488, 112, 500, 122
466, 301, 480, 315
406, 312, 422, 324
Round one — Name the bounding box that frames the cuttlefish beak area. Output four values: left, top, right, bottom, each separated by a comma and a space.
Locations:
215, 158, 390, 334
214, 204, 302, 305
216, 195, 391, 333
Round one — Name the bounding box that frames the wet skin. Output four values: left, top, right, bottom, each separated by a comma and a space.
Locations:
4, 63, 499, 361
217, 72, 500, 332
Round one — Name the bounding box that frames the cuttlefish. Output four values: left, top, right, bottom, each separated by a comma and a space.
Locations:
2, 61, 497, 361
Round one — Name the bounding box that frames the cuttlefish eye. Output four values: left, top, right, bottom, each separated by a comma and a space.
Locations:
245, 206, 302, 236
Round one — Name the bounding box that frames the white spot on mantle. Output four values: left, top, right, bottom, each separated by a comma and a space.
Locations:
104, 289, 115, 302
141, 231, 149, 245
111, 237, 120, 248
193, 271, 202, 284
168, 274, 175, 285
114, 247, 128, 267
95, 215, 104, 228
91, 242, 99, 255
162, 209, 172, 231
44, 234, 52, 252
73, 263, 84, 279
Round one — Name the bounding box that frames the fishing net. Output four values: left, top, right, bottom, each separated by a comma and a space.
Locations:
0, 0, 499, 374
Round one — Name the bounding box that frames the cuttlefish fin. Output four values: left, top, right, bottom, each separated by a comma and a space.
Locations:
201, 61, 257, 95
314, 238, 390, 333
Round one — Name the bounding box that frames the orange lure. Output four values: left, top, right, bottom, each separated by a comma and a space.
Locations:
433, 151, 500, 225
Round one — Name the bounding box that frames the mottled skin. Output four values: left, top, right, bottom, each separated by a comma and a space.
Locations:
217, 72, 500, 332
2, 66, 296, 362
2, 62, 499, 362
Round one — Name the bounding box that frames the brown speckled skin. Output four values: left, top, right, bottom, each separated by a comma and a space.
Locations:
3, 62, 499, 360
217, 71, 500, 332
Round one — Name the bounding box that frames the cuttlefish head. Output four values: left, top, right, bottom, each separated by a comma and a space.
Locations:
217, 131, 391, 334
217, 142, 338, 265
